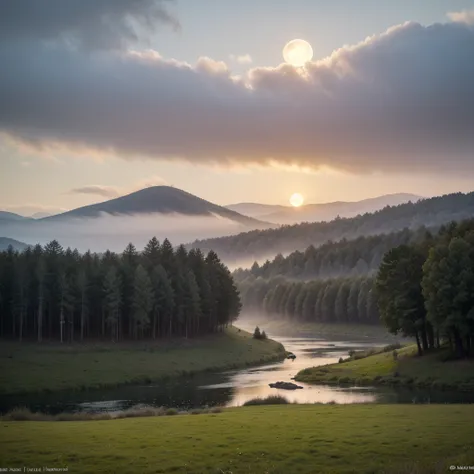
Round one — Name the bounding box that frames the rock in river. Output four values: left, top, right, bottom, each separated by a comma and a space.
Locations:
269, 381, 303, 390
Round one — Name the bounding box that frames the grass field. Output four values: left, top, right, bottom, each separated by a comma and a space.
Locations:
0, 327, 285, 395
296, 344, 474, 390
1, 405, 473, 473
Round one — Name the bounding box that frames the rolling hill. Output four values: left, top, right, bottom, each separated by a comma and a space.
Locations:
227, 193, 421, 225
188, 191, 474, 267
0, 237, 30, 251
41, 186, 272, 228
0, 211, 31, 222
225, 203, 289, 218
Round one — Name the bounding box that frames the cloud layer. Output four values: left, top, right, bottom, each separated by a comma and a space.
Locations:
0, 0, 179, 50
0, 6, 473, 175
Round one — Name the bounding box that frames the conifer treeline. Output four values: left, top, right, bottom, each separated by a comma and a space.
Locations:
238, 275, 379, 324
233, 227, 431, 282
0, 237, 241, 342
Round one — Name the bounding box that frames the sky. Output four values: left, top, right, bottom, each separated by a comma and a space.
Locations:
1, 0, 474, 216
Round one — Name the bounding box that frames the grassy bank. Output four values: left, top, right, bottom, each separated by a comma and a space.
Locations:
1, 405, 473, 473
296, 344, 474, 390
0, 327, 285, 395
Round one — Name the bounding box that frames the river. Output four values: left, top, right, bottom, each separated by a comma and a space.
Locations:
1, 328, 473, 414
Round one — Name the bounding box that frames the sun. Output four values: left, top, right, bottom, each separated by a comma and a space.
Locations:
282, 39, 313, 67
289, 193, 304, 207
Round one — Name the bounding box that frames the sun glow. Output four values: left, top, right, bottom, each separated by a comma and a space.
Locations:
282, 39, 313, 67
289, 193, 304, 207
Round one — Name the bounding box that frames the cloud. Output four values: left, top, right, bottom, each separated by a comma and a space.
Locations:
0, 0, 179, 50
69, 185, 120, 198
68, 176, 167, 198
448, 9, 474, 25
0, 19, 474, 175
230, 54, 253, 64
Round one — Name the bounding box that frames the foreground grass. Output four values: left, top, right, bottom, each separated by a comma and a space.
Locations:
0, 327, 285, 395
296, 344, 474, 390
1, 405, 473, 473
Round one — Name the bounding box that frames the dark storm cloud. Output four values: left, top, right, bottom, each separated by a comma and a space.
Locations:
0, 0, 179, 50
0, 19, 474, 174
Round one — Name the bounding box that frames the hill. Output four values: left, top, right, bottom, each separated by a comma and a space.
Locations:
0, 211, 31, 222
260, 193, 422, 225
225, 193, 421, 224
225, 202, 289, 218
0, 237, 30, 251
42, 186, 272, 228
188, 191, 474, 266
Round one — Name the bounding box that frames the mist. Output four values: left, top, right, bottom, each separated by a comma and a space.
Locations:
0, 212, 251, 254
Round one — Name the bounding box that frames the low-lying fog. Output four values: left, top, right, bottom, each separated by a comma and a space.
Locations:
0, 212, 249, 255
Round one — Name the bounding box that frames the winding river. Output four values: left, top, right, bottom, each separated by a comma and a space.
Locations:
1, 327, 474, 414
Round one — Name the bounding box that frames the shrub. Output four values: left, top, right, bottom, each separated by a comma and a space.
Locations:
165, 408, 179, 416
243, 395, 290, 406
338, 357, 344, 363
392, 350, 398, 361
383, 343, 402, 352
261, 330, 267, 340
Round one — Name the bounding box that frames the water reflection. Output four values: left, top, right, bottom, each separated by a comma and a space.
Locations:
1, 329, 473, 415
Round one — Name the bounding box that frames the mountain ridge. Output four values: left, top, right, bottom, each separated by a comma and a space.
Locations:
188, 191, 474, 267
41, 186, 273, 228
228, 193, 422, 224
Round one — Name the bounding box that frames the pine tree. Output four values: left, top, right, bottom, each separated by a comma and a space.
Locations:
151, 265, 175, 338
132, 264, 153, 339
103, 267, 122, 341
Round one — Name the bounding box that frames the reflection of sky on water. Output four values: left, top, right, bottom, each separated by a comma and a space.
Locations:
196, 336, 380, 406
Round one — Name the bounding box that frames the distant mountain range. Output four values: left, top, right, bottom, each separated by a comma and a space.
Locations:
0, 186, 275, 252
226, 193, 422, 225
189, 191, 474, 267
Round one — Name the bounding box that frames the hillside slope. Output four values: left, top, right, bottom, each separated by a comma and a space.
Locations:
188, 191, 474, 265
42, 186, 272, 228
261, 193, 422, 225
0, 237, 30, 251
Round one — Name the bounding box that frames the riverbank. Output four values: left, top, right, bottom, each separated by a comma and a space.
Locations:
1, 405, 473, 473
295, 344, 474, 390
0, 327, 286, 396
238, 317, 407, 341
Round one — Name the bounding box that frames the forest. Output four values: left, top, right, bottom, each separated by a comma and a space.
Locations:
233, 227, 431, 281
376, 220, 474, 358
238, 275, 379, 325
189, 191, 474, 264
0, 237, 241, 342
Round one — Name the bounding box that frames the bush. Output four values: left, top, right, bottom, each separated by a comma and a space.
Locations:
261, 331, 267, 340
383, 343, 402, 352
243, 395, 290, 406
338, 357, 344, 363
392, 350, 398, 361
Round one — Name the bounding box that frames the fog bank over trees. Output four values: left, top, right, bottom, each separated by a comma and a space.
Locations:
0, 213, 256, 254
